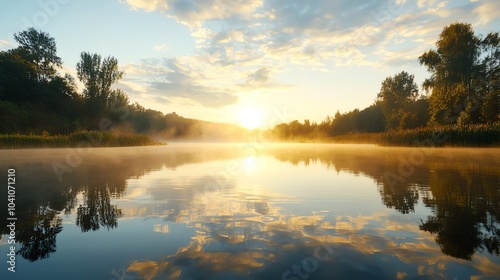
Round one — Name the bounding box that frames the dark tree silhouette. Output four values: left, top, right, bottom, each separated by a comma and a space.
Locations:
13, 28, 62, 82
377, 71, 419, 130
16, 205, 63, 262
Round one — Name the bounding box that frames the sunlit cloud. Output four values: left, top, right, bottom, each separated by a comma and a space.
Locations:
473, 1, 500, 26
123, 0, 163, 12
118, 0, 500, 113
125, 0, 264, 28
153, 44, 167, 51
0, 39, 15, 51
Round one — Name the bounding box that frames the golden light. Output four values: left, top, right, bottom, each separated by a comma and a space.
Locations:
244, 156, 256, 172
237, 106, 264, 129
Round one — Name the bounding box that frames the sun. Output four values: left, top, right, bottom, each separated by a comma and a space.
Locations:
237, 106, 264, 129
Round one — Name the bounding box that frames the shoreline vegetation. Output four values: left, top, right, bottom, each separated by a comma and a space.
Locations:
334, 123, 500, 147
267, 123, 500, 147
0, 131, 162, 149
1, 23, 499, 149
1, 122, 499, 149
379, 123, 500, 147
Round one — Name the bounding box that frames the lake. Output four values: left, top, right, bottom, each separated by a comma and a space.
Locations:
1, 143, 499, 279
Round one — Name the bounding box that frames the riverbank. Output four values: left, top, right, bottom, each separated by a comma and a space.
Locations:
2, 124, 499, 148
379, 123, 500, 147
0, 131, 163, 149
270, 123, 500, 147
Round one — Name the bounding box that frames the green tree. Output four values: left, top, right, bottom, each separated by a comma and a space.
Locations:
356, 103, 386, 132
377, 71, 418, 130
419, 23, 480, 125
13, 28, 62, 82
76, 52, 124, 129
0, 50, 38, 103
476, 32, 500, 123
1, 43, 82, 133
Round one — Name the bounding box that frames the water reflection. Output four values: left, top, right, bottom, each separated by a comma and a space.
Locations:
0, 144, 499, 279
267, 145, 500, 261
420, 170, 500, 260
16, 205, 62, 262
0, 145, 244, 262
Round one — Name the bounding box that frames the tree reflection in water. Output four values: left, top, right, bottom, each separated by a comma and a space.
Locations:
269, 145, 500, 261
419, 170, 500, 260
0, 146, 243, 262
75, 184, 124, 232
16, 205, 62, 262
1, 145, 499, 266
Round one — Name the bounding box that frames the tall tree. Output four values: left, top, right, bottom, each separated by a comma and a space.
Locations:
76, 52, 124, 129
13, 28, 62, 82
419, 23, 480, 125
0, 50, 38, 102
476, 32, 500, 123
377, 71, 418, 130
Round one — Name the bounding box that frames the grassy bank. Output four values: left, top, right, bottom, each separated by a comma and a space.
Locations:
329, 132, 384, 144
0, 131, 163, 149
380, 123, 500, 147
269, 123, 500, 147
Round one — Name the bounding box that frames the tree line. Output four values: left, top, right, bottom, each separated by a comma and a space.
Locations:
1, 23, 498, 142
0, 28, 247, 140
271, 22, 500, 140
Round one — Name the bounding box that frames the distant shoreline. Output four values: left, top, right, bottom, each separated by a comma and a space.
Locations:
2, 124, 500, 149
267, 123, 500, 147
0, 131, 163, 149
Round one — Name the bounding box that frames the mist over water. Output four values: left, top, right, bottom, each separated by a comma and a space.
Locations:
0, 144, 499, 279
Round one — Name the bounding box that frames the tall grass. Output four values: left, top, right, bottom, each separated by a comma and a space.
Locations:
0, 131, 163, 149
330, 132, 384, 144
380, 123, 500, 147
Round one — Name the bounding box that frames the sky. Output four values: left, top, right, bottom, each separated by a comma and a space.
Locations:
1, 0, 499, 129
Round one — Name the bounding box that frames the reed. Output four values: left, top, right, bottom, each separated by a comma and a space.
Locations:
330, 132, 384, 144
380, 123, 500, 147
0, 131, 163, 149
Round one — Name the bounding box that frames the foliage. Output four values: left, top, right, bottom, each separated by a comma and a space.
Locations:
377, 71, 420, 130
76, 52, 125, 129
0, 131, 161, 149
419, 22, 500, 125
477, 32, 500, 123
13, 28, 62, 82
380, 123, 500, 147
271, 103, 386, 140
1, 25, 499, 147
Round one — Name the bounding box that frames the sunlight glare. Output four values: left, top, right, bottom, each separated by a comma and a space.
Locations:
238, 106, 264, 129
244, 156, 256, 172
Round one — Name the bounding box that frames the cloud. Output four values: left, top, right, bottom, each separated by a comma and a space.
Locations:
238, 66, 292, 90
247, 66, 270, 84
473, 1, 500, 26
123, 0, 164, 11
125, 0, 264, 27
121, 0, 499, 107
121, 58, 239, 108
0, 39, 15, 51
154, 44, 167, 51
416, 0, 442, 9
0, 39, 14, 47
150, 81, 238, 108
124, 0, 412, 68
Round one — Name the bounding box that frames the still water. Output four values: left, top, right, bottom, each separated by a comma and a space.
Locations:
0, 144, 499, 279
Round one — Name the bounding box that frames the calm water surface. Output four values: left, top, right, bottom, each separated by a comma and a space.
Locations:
1, 144, 499, 279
